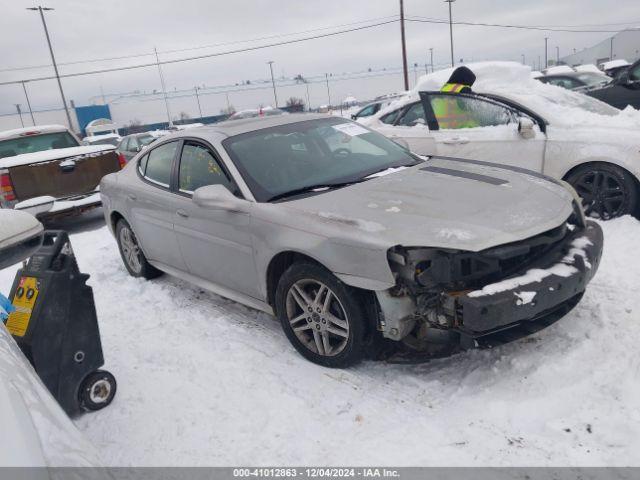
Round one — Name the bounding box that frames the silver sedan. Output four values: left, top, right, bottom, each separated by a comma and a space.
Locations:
100, 114, 603, 367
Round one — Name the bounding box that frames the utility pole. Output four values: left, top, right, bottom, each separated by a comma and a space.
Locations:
27, 6, 73, 130
413, 63, 419, 86
154, 47, 173, 128
325, 73, 331, 107
305, 83, 311, 111
399, 0, 409, 90
445, 0, 456, 67
267, 61, 278, 108
15, 105, 24, 127
521, 54, 525, 65
21, 81, 36, 125
194, 86, 203, 119
225, 92, 232, 114
610, 37, 614, 60
544, 37, 549, 68
556, 46, 560, 64
429, 47, 434, 72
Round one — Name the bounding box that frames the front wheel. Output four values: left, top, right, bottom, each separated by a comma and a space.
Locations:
567, 163, 637, 220
275, 263, 368, 368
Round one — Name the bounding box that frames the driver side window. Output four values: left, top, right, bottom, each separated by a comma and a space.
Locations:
429, 95, 516, 130
630, 64, 640, 82
396, 103, 427, 127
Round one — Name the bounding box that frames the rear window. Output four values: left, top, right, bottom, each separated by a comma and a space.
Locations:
143, 141, 178, 187
0, 131, 79, 159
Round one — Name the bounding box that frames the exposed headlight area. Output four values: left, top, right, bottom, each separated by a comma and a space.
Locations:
381, 215, 601, 353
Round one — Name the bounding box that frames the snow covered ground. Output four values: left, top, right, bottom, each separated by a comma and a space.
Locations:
1, 210, 639, 466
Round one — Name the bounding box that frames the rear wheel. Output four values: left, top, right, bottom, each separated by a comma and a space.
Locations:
275, 263, 367, 368
115, 219, 162, 279
566, 163, 637, 219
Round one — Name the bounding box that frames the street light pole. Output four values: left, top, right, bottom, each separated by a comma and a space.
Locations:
399, 0, 409, 90
15, 105, 24, 127
610, 37, 614, 60
445, 0, 456, 67
154, 47, 173, 128
194, 86, 203, 120
267, 61, 278, 108
556, 46, 560, 64
21, 81, 36, 125
430, 47, 434, 73
325, 73, 331, 108
521, 54, 525, 65
27, 6, 73, 130
544, 37, 549, 68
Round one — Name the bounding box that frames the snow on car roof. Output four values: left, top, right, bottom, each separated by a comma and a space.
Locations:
364, 61, 640, 130
600, 59, 630, 70
0, 125, 68, 141
575, 64, 603, 74
543, 65, 575, 75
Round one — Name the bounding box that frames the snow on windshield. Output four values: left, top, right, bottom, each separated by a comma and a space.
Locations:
407, 61, 640, 129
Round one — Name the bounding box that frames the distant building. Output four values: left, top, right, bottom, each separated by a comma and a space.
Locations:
560, 29, 640, 67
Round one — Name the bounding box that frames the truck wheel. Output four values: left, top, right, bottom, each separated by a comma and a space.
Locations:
275, 262, 367, 368
567, 163, 637, 219
79, 370, 117, 411
115, 219, 162, 279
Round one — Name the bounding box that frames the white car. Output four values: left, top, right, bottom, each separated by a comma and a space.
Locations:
362, 62, 640, 219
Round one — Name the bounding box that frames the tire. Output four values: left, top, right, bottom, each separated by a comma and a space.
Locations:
566, 163, 637, 220
275, 262, 367, 368
115, 219, 162, 279
79, 370, 117, 411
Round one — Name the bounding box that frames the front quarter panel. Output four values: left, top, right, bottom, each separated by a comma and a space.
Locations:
251, 204, 397, 299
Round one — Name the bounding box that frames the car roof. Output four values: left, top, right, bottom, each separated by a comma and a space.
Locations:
163, 113, 332, 140
543, 71, 605, 79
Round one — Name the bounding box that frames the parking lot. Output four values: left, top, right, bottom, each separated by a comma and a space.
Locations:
1, 210, 637, 466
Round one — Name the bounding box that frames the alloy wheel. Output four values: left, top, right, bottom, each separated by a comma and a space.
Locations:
119, 226, 143, 274
573, 170, 626, 219
285, 279, 350, 357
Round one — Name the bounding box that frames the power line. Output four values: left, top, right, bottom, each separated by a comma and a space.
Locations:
0, 15, 399, 74
0, 19, 398, 87
406, 17, 633, 33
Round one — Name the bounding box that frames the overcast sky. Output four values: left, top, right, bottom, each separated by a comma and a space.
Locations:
1, 0, 639, 116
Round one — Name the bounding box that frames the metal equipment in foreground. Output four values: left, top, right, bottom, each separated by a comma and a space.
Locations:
5, 230, 116, 415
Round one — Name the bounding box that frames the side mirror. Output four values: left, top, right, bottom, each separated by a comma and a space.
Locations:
193, 184, 248, 213
518, 117, 536, 139
351, 114, 357, 120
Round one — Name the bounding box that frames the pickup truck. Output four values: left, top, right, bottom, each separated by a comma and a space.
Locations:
0, 124, 124, 220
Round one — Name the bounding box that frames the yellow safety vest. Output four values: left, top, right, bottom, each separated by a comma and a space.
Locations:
441, 83, 469, 93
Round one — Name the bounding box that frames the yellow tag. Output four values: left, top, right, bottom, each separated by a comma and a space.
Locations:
6, 277, 39, 338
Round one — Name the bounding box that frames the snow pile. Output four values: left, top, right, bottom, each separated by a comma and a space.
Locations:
1, 214, 639, 466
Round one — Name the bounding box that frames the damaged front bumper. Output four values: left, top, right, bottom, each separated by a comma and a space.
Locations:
379, 220, 604, 351
452, 221, 602, 344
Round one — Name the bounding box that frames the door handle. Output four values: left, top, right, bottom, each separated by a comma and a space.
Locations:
176, 209, 189, 218
127, 193, 137, 201
443, 136, 469, 145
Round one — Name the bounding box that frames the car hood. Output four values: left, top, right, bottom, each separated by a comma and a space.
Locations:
282, 158, 574, 252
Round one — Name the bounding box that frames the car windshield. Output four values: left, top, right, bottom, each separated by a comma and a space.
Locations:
223, 117, 421, 202
138, 134, 155, 147
575, 72, 610, 87
0, 131, 79, 159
